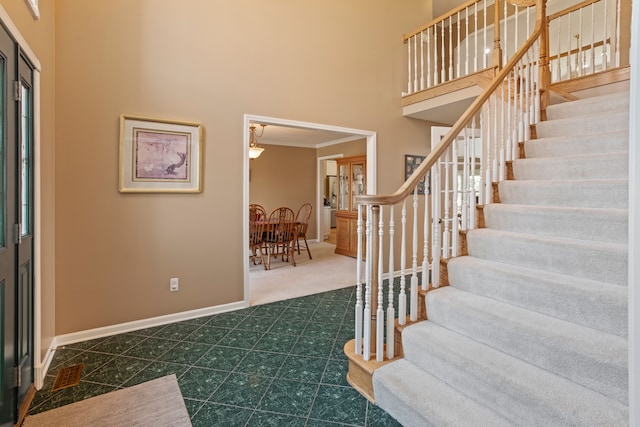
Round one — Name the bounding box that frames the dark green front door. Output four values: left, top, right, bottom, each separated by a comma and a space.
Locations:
0, 21, 34, 427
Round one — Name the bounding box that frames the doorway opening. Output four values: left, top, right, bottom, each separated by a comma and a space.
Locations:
242, 114, 376, 306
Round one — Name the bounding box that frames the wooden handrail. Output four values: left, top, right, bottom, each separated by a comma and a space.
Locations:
359, 1, 545, 207
547, 0, 601, 21
403, 0, 537, 43
403, 0, 485, 43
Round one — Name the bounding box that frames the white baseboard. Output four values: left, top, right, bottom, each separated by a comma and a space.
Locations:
42, 300, 247, 379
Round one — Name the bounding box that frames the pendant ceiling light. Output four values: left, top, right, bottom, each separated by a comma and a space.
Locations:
249, 124, 266, 159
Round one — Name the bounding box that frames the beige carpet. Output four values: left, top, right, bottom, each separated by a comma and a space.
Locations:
249, 241, 358, 305
23, 375, 191, 427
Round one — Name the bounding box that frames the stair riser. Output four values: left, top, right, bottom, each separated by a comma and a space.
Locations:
483, 204, 628, 244
498, 180, 628, 209
447, 256, 628, 337
536, 112, 628, 139
524, 130, 629, 158
512, 154, 628, 180
425, 288, 628, 403
401, 323, 629, 426
546, 93, 629, 120
373, 360, 512, 427
466, 230, 628, 286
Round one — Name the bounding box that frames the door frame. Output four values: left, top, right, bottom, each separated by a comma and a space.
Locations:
0, 6, 42, 391
242, 114, 376, 307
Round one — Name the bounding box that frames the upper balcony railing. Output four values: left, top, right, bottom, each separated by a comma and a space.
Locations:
403, 0, 626, 97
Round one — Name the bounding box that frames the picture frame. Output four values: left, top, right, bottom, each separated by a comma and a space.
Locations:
404, 154, 430, 195
119, 115, 203, 193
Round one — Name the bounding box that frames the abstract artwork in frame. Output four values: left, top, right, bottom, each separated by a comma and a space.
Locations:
404, 154, 430, 195
119, 115, 203, 193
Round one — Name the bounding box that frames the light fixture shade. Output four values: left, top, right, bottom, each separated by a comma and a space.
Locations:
249, 146, 264, 159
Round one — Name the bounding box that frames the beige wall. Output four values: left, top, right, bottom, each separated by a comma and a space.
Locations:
51, 0, 433, 334
250, 144, 317, 238
1, 0, 57, 358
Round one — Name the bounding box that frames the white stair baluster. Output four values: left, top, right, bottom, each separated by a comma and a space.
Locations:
434, 26, 439, 85
355, 205, 364, 355
603, 0, 608, 70
387, 205, 395, 359
398, 200, 407, 324
420, 31, 425, 90
443, 149, 451, 259
432, 164, 441, 288
590, 4, 595, 75
441, 20, 446, 83
452, 136, 459, 257
465, 6, 470, 76
376, 208, 384, 362
504, 0, 508, 66
474, 2, 478, 72
615, 0, 621, 67
462, 127, 470, 230
363, 205, 372, 361
449, 15, 454, 80
427, 29, 432, 88
422, 180, 429, 291
470, 116, 478, 228
483, 0, 487, 69
410, 190, 419, 321
407, 40, 412, 93
457, 11, 461, 79
414, 35, 419, 92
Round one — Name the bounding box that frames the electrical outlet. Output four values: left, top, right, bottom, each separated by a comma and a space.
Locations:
170, 277, 179, 292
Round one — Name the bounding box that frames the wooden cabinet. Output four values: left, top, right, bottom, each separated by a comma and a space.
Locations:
335, 156, 366, 257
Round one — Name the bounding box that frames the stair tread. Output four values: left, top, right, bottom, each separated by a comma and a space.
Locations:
483, 203, 628, 243
498, 178, 628, 209
467, 228, 628, 286
425, 286, 628, 403
373, 358, 512, 427
447, 255, 628, 337
524, 129, 629, 158
512, 152, 628, 180
395, 321, 628, 425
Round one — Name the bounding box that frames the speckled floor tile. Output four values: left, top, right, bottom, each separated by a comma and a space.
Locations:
234, 350, 287, 377
28, 287, 403, 426
277, 355, 327, 383
208, 372, 271, 409
178, 366, 228, 400
246, 410, 307, 426
123, 336, 178, 360
258, 378, 318, 417
82, 355, 150, 386
253, 332, 299, 353
310, 384, 368, 425
184, 325, 230, 344
191, 402, 253, 427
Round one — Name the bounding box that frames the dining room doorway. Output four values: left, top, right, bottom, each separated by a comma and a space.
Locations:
242, 114, 376, 306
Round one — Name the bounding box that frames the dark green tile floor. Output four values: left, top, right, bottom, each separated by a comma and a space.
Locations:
29, 287, 402, 426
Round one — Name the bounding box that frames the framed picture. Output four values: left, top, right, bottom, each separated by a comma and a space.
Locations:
119, 115, 203, 193
404, 154, 430, 195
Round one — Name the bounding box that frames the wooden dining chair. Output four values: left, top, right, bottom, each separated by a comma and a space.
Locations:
263, 206, 297, 270
249, 204, 266, 222
249, 217, 265, 266
295, 203, 313, 259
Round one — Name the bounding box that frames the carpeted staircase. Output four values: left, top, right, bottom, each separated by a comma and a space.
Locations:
372, 91, 629, 426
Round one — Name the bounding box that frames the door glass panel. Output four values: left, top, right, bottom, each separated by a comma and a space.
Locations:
20, 83, 30, 236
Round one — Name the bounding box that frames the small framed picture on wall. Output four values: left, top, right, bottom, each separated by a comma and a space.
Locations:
404, 154, 430, 195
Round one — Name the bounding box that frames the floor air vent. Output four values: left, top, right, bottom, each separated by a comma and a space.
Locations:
51, 364, 83, 391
